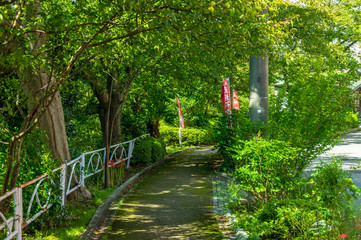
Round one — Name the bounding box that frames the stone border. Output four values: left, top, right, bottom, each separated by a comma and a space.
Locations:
79, 147, 199, 240
347, 126, 361, 134
212, 172, 249, 240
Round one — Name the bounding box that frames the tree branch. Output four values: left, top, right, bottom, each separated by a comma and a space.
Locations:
142, 5, 194, 14
0, 0, 16, 6
88, 26, 161, 48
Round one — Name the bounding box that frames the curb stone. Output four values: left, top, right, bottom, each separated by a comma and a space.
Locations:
79, 146, 199, 240
347, 126, 361, 134
212, 172, 249, 240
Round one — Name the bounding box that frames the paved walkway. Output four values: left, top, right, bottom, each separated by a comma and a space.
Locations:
307, 131, 361, 170
102, 148, 224, 240
307, 131, 361, 203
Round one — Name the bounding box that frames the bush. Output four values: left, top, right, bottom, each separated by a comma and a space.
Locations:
227, 154, 361, 240
213, 110, 267, 170
131, 137, 166, 165
232, 137, 300, 202
234, 198, 361, 240
236, 199, 327, 239
345, 111, 360, 129
307, 158, 359, 209
159, 125, 213, 146
151, 137, 166, 162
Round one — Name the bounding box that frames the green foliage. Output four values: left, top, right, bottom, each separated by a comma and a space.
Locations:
61, 82, 103, 157
234, 198, 361, 240
226, 153, 361, 239
269, 52, 356, 171
131, 137, 166, 165
160, 125, 213, 147
151, 138, 166, 163
308, 158, 360, 209
213, 110, 267, 169
9, 128, 58, 186
232, 137, 300, 202
251, 199, 324, 239
345, 112, 360, 129
23, 187, 116, 240
131, 138, 152, 165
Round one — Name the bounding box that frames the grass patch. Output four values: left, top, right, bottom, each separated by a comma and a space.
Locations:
166, 145, 196, 154
23, 187, 116, 240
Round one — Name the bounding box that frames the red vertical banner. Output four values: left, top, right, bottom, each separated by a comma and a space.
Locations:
176, 97, 185, 129
221, 79, 232, 115
232, 91, 239, 110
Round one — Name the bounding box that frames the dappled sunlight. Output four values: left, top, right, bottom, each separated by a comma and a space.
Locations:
147, 190, 171, 195
122, 203, 165, 208
104, 148, 223, 239
308, 131, 361, 171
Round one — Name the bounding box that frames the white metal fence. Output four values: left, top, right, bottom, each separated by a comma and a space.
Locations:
0, 134, 149, 240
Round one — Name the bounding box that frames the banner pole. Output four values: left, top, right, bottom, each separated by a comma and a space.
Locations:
229, 77, 232, 110
179, 128, 182, 149
176, 96, 184, 148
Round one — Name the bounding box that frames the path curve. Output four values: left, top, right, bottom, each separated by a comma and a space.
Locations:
103, 147, 224, 239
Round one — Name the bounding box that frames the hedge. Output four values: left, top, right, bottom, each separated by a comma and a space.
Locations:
159, 125, 214, 146
131, 137, 166, 165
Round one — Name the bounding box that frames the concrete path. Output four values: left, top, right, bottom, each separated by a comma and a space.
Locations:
307, 131, 361, 171
307, 131, 361, 202
102, 148, 224, 240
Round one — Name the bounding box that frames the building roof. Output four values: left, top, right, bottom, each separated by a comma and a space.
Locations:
352, 80, 361, 91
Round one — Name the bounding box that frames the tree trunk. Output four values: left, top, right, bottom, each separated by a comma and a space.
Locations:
147, 119, 161, 138
13, 1, 72, 163
98, 102, 122, 146
90, 67, 135, 147
20, 70, 72, 163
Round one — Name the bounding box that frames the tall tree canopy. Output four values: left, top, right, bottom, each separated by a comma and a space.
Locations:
0, 0, 286, 193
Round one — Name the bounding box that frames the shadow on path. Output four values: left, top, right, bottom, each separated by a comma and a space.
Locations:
102, 147, 223, 240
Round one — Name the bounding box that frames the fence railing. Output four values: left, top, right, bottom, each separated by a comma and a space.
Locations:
0, 134, 149, 240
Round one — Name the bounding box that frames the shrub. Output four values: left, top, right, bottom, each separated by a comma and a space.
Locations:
213, 110, 267, 170
232, 137, 300, 202
238, 199, 326, 239
131, 137, 166, 165
227, 155, 361, 240
131, 137, 152, 164
159, 125, 213, 146
150, 138, 166, 162
345, 111, 360, 129
307, 158, 359, 209
234, 198, 361, 240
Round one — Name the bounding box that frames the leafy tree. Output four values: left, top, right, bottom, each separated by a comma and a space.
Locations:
268, 0, 361, 174
0, 0, 287, 196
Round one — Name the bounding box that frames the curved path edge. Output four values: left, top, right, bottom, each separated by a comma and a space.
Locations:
212, 172, 249, 240
79, 147, 199, 240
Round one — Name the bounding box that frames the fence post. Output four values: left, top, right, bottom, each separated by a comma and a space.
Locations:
61, 162, 67, 207
127, 141, 135, 169
80, 153, 85, 187
15, 186, 23, 240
